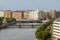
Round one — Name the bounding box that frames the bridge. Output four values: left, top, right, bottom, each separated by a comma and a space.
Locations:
0, 20, 43, 28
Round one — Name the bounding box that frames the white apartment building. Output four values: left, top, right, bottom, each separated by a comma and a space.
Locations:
29, 10, 39, 20
52, 18, 60, 40
0, 10, 4, 17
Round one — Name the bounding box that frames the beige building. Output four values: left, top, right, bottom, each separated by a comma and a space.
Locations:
23, 10, 31, 20
0, 10, 4, 17
12, 10, 22, 21
44, 10, 56, 20
4, 10, 12, 18
49, 10, 56, 19
2, 10, 59, 21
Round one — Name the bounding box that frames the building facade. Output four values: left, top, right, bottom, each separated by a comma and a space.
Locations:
23, 10, 31, 20
29, 10, 39, 20
12, 10, 22, 21
38, 11, 46, 20
49, 10, 56, 19
4, 10, 12, 18
44, 10, 56, 20
52, 18, 60, 40
0, 10, 59, 21
55, 11, 60, 19
0, 10, 4, 17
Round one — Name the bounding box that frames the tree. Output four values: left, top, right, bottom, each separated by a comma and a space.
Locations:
6, 18, 16, 23
35, 20, 52, 40
0, 17, 4, 25
0, 21, 3, 25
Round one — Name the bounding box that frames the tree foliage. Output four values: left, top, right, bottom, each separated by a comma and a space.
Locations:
6, 18, 16, 23
35, 20, 52, 40
0, 17, 4, 25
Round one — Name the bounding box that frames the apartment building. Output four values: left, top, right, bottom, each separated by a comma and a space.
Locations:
38, 11, 46, 20
0, 10, 4, 17
49, 10, 56, 19
29, 10, 39, 20
55, 11, 60, 19
29, 10, 46, 20
45, 11, 51, 20
4, 10, 12, 18
44, 10, 56, 20
23, 10, 31, 20
12, 10, 22, 21
52, 18, 60, 40
0, 10, 58, 21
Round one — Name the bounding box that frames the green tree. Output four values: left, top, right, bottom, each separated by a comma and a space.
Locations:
35, 20, 52, 40
0, 21, 3, 25
0, 17, 4, 25
6, 18, 16, 23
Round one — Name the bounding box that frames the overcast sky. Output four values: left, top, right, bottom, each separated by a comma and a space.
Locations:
0, 0, 60, 10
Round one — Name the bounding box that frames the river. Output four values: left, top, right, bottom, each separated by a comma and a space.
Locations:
0, 28, 37, 40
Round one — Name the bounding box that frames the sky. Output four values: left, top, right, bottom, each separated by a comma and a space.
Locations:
0, 0, 60, 10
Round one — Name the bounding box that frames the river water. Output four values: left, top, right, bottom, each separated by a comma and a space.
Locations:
0, 28, 37, 40
0, 23, 42, 40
